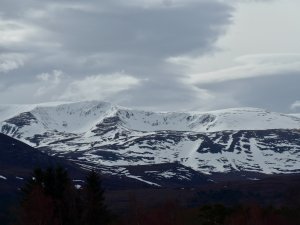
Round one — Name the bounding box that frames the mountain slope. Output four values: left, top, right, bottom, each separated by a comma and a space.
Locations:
2, 101, 300, 136
0, 133, 87, 185
1, 101, 300, 185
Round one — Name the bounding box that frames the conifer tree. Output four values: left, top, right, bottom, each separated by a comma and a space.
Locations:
81, 170, 110, 225
18, 167, 109, 225
18, 166, 81, 225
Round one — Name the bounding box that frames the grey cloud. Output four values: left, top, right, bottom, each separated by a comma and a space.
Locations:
32, 0, 232, 80
0, 53, 25, 73
110, 78, 204, 111
196, 72, 300, 113
291, 101, 300, 110
50, 2, 231, 56
0, 0, 233, 110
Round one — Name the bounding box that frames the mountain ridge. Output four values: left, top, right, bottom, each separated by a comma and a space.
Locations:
1, 101, 300, 133
1, 101, 300, 186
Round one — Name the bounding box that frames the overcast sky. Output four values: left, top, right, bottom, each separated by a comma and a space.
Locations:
0, 0, 300, 112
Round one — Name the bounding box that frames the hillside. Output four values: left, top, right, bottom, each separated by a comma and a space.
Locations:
1, 101, 300, 186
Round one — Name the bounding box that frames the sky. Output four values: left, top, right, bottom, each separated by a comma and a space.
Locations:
0, 0, 300, 113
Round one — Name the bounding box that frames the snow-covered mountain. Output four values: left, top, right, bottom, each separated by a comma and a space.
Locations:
1, 101, 300, 186
289, 113, 300, 119
1, 101, 300, 133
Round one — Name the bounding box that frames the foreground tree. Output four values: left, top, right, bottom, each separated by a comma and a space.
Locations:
20, 186, 57, 225
198, 204, 231, 225
19, 167, 74, 225
81, 170, 110, 225
17, 167, 109, 225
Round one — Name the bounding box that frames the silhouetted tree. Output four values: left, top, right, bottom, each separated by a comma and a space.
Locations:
226, 204, 291, 225
81, 170, 110, 225
18, 166, 81, 225
198, 204, 230, 225
17, 167, 110, 225
20, 186, 58, 225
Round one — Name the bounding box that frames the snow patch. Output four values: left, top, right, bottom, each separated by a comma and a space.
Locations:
0, 175, 7, 180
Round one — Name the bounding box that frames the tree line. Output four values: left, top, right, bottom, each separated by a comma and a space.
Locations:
8, 166, 300, 225
17, 167, 110, 225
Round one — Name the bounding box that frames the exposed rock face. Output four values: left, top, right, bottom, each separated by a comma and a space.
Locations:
1, 101, 300, 186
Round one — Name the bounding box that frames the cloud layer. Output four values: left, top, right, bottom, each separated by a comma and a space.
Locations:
0, 0, 299, 112
0, 0, 233, 110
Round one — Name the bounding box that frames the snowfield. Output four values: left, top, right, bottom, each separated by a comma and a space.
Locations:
1, 101, 300, 135
0, 101, 300, 184
0, 175, 7, 180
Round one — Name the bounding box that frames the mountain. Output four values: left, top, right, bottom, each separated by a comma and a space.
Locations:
290, 113, 300, 118
0, 132, 86, 223
0, 133, 154, 225
1, 101, 300, 186
0, 132, 88, 195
